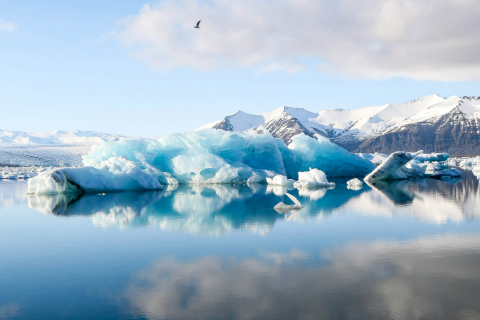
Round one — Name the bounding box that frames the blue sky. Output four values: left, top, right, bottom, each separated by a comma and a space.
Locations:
1, 0, 479, 137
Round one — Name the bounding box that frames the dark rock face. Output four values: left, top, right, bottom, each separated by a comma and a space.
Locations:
356, 108, 480, 155
212, 117, 234, 131
263, 112, 316, 145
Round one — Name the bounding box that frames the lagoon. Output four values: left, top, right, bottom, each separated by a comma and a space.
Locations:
1, 171, 480, 319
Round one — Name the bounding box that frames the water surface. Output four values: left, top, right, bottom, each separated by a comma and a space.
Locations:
1, 171, 480, 319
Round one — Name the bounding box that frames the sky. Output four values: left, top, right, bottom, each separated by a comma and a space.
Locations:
1, 0, 479, 137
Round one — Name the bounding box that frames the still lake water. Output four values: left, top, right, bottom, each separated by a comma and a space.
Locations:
1, 171, 480, 320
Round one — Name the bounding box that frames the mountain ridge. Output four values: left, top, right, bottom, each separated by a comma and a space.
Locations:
198, 94, 480, 154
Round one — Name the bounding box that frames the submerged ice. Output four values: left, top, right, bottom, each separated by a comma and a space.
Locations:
28, 129, 374, 194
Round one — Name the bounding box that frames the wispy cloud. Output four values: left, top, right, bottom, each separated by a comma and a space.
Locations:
0, 19, 15, 32
118, 0, 480, 81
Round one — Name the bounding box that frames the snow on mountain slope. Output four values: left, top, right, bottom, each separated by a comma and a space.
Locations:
198, 94, 480, 153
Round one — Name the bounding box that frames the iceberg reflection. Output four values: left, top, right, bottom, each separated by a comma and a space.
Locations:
26, 170, 480, 234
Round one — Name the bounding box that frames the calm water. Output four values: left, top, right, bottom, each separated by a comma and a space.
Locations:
1, 171, 480, 320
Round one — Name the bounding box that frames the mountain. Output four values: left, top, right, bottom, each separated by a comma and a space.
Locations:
0, 130, 123, 145
197, 95, 480, 155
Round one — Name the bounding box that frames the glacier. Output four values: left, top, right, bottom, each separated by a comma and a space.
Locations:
26, 129, 375, 195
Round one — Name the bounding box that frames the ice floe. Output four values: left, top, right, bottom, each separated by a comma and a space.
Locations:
293, 168, 335, 188
347, 178, 363, 190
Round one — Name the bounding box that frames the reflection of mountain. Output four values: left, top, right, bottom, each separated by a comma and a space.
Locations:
26, 171, 480, 234
124, 234, 480, 320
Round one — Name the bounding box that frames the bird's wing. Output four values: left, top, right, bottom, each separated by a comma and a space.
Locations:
197, 20, 201, 27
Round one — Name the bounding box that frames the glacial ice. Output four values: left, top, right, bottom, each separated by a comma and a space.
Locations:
20, 129, 370, 195
293, 168, 335, 188
273, 193, 303, 213
266, 175, 295, 186
365, 151, 462, 181
27, 156, 162, 194
347, 178, 363, 190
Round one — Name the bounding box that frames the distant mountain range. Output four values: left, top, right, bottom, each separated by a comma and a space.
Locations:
198, 95, 480, 155
0, 130, 123, 145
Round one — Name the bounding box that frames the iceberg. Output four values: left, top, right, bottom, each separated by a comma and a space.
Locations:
27, 156, 162, 194
266, 175, 295, 186
281, 134, 375, 179
293, 168, 335, 188
347, 178, 363, 190
365, 151, 462, 182
273, 193, 303, 213
28, 129, 375, 194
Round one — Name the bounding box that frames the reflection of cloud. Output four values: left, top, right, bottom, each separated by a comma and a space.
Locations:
124, 234, 480, 320
0, 303, 20, 319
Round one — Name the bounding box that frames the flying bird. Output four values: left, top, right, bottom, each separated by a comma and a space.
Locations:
194, 20, 201, 28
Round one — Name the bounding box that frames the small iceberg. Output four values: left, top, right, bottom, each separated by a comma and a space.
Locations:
266, 175, 295, 186
347, 178, 363, 190
274, 193, 303, 213
293, 168, 335, 188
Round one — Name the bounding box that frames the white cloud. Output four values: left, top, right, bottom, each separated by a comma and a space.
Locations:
124, 234, 480, 320
0, 19, 14, 32
119, 0, 480, 81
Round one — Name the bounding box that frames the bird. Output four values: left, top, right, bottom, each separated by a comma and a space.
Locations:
194, 20, 201, 28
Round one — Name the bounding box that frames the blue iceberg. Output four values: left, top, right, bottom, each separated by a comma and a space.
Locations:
28, 129, 375, 194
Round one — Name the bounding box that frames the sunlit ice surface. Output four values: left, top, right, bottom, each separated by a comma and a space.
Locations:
1, 170, 480, 319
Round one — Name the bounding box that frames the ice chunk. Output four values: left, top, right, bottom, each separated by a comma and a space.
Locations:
274, 193, 303, 213
82, 130, 375, 185
412, 153, 449, 163
364, 151, 423, 181
429, 168, 462, 179
347, 178, 363, 190
84, 130, 284, 184
266, 175, 295, 186
27, 156, 163, 194
281, 134, 375, 178
293, 168, 335, 188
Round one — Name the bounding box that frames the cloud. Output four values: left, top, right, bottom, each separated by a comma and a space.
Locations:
0, 19, 14, 32
118, 0, 480, 81
124, 234, 480, 320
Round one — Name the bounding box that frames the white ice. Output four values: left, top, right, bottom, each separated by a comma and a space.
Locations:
266, 175, 295, 186
293, 168, 335, 188
27, 156, 162, 194
273, 192, 303, 213
347, 178, 363, 190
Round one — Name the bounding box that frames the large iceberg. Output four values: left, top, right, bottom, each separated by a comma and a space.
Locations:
27, 129, 375, 194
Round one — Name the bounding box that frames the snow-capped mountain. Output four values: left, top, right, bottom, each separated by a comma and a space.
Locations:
0, 130, 123, 145
198, 94, 480, 154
